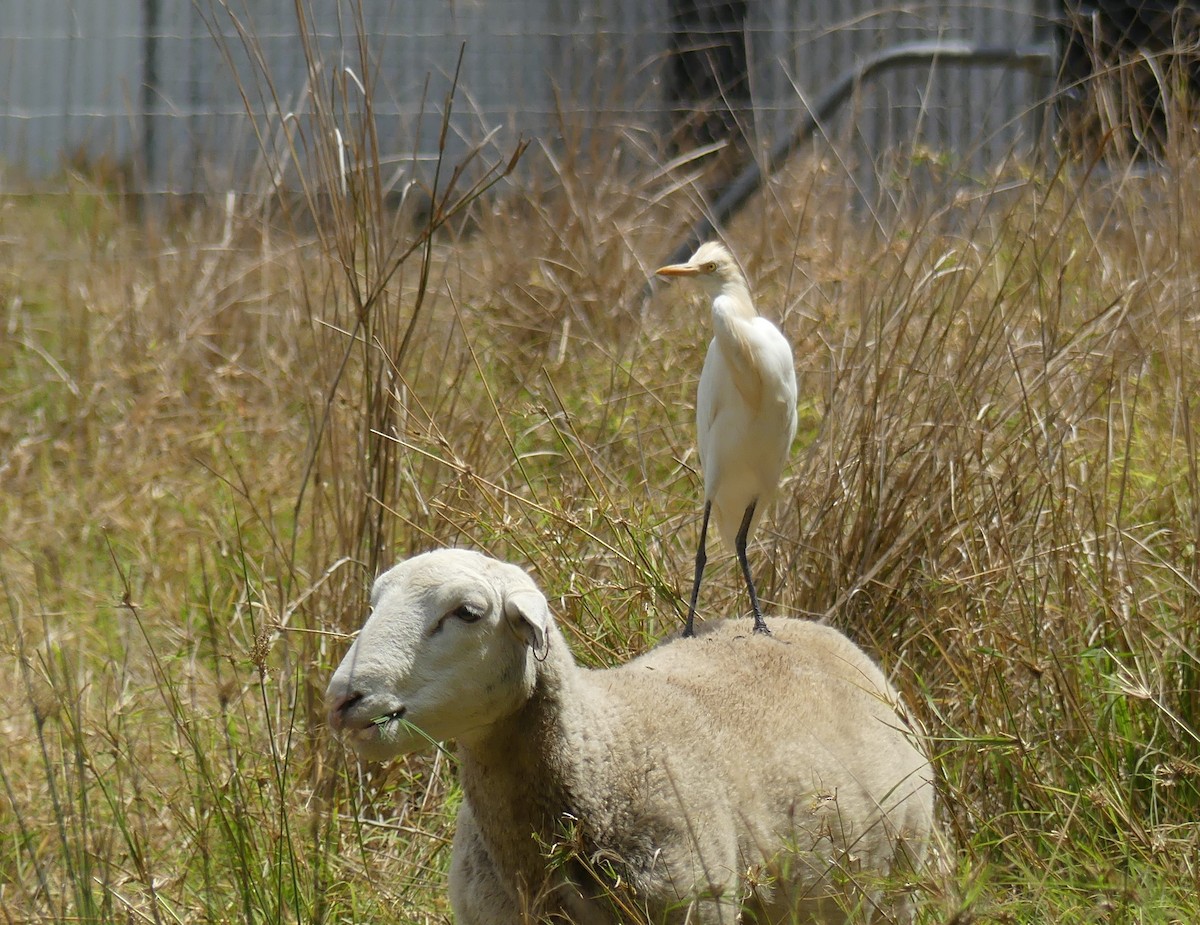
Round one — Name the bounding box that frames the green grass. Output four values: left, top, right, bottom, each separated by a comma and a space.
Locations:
3, 10, 1200, 924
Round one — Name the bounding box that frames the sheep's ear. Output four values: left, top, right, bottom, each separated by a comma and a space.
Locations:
503, 588, 549, 653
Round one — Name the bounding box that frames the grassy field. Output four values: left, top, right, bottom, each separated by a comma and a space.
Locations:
4, 26, 1200, 925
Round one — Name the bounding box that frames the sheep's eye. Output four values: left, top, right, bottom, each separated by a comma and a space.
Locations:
452, 603, 484, 624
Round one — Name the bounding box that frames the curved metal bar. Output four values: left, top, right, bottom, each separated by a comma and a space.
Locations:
663, 40, 1058, 267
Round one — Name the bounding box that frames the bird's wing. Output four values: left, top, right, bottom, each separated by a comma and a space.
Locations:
749, 317, 798, 408
711, 296, 765, 411
696, 339, 723, 458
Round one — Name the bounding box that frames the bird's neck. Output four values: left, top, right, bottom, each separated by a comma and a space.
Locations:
714, 279, 757, 320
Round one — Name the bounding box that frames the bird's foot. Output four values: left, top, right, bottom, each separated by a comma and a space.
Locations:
751, 615, 771, 635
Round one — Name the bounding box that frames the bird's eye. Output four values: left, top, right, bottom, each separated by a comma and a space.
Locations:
452, 603, 484, 623
704, 261, 717, 272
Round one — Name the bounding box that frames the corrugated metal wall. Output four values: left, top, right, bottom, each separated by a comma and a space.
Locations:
0, 0, 1058, 197
0, 0, 144, 180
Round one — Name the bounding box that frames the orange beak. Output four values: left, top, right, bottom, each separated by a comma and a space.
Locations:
655, 262, 699, 278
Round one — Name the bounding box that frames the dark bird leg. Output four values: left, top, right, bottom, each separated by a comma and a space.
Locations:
735, 500, 769, 634
684, 500, 711, 637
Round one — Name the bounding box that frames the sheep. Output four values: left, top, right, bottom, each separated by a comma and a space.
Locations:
326, 548, 935, 924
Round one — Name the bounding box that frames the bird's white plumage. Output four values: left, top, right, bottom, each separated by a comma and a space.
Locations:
699, 307, 798, 549
656, 241, 798, 633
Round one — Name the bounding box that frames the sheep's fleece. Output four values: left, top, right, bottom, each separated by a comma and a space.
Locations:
326, 549, 935, 924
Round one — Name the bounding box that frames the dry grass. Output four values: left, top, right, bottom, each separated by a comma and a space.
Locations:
3, 7, 1200, 924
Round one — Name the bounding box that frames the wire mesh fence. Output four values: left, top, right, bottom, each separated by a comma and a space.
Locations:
0, 0, 1083, 204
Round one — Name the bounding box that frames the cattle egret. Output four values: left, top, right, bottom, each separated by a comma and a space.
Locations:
657, 241, 798, 636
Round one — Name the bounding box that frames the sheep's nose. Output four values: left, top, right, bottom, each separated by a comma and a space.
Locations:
327, 691, 364, 732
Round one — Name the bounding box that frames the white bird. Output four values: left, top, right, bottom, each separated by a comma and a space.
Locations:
657, 241, 798, 636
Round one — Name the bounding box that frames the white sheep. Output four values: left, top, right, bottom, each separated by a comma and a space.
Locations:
326, 549, 935, 924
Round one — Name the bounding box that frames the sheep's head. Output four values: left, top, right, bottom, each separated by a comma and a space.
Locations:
325, 549, 550, 762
